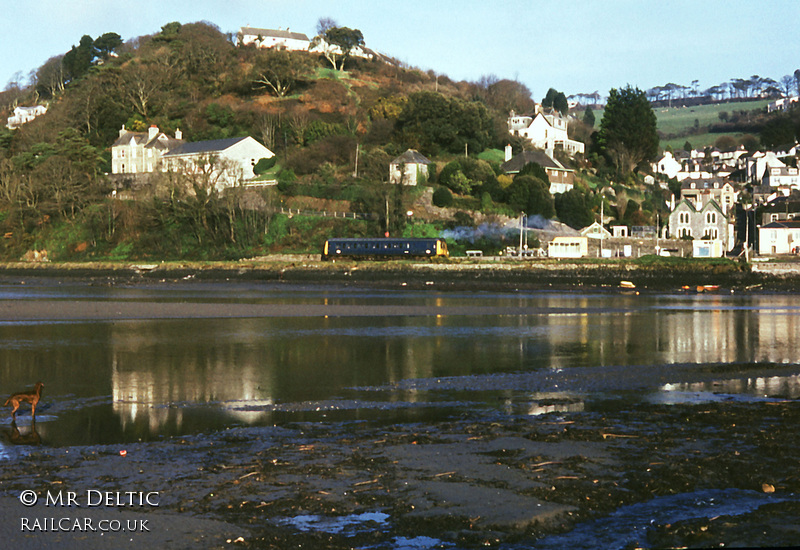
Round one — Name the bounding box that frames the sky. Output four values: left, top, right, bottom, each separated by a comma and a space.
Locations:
4, 0, 800, 102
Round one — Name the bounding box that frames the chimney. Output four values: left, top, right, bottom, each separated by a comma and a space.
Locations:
119, 124, 126, 138
148, 125, 159, 141
504, 144, 513, 162
175, 128, 183, 140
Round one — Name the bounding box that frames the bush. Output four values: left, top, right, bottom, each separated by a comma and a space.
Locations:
432, 187, 454, 207
253, 157, 277, 175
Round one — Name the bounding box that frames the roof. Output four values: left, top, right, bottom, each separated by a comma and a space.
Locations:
680, 177, 730, 190
762, 220, 800, 229
240, 27, 310, 42
162, 137, 249, 157
673, 198, 726, 215
390, 149, 431, 165
500, 150, 570, 173
112, 130, 184, 150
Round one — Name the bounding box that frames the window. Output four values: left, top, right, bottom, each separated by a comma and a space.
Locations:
706, 212, 717, 224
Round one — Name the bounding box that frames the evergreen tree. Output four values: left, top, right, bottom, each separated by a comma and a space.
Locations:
593, 85, 658, 175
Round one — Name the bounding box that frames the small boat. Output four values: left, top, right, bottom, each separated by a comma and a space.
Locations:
695, 285, 720, 293
619, 281, 636, 289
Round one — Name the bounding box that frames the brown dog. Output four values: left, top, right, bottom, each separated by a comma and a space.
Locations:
4, 382, 44, 420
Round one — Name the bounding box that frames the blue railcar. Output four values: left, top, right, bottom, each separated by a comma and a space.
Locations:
322, 238, 448, 260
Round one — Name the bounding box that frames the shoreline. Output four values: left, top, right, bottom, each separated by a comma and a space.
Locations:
0, 257, 799, 291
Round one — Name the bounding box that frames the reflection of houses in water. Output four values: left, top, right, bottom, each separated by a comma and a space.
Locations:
505, 295, 800, 372
109, 320, 276, 432
526, 397, 585, 416
661, 375, 800, 399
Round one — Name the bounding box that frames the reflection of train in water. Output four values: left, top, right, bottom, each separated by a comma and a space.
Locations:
322, 238, 449, 260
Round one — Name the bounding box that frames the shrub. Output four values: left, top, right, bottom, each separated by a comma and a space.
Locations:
253, 157, 277, 175
432, 187, 454, 207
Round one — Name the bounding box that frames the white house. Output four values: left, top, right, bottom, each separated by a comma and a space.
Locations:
763, 166, 800, 189
744, 151, 785, 184
237, 26, 310, 51
580, 222, 611, 240
507, 110, 584, 156
6, 105, 47, 129
111, 125, 185, 175
389, 149, 431, 186
767, 96, 799, 113
161, 136, 275, 190
653, 151, 682, 179
548, 236, 588, 258
759, 220, 800, 255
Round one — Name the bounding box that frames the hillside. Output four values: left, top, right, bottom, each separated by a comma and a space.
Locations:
0, 21, 792, 262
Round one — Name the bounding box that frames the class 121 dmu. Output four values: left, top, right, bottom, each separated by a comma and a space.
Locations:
322, 238, 449, 260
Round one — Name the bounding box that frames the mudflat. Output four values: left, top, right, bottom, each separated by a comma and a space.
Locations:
1, 397, 799, 549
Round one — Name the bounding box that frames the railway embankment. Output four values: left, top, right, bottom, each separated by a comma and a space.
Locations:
1, 257, 799, 291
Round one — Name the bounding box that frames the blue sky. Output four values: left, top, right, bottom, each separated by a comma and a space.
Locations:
4, 0, 799, 102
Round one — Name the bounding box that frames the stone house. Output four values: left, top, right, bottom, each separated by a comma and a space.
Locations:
668, 198, 733, 251
679, 177, 738, 215
389, 149, 431, 186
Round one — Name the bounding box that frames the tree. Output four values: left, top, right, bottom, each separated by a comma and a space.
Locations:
94, 33, 122, 60
62, 35, 96, 83
542, 88, 568, 115
395, 91, 494, 156
506, 175, 554, 218
593, 85, 658, 175
582, 105, 595, 127
251, 49, 312, 98
484, 79, 535, 114
555, 188, 594, 229
311, 26, 365, 71
761, 116, 796, 148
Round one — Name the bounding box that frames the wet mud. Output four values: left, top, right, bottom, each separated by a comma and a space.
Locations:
1, 396, 799, 549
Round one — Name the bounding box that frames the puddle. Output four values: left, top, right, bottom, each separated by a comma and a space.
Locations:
278, 511, 389, 534
525, 488, 796, 550
391, 536, 451, 549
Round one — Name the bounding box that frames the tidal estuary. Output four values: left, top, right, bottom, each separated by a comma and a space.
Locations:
0, 277, 798, 548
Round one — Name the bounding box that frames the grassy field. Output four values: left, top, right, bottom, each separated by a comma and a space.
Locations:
588, 99, 770, 150
653, 99, 770, 135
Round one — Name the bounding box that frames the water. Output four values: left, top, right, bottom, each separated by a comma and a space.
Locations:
0, 280, 798, 447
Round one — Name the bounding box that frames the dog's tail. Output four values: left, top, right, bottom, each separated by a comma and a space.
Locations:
2, 398, 9, 406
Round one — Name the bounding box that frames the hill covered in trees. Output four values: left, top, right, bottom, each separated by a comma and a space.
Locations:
0, 20, 796, 262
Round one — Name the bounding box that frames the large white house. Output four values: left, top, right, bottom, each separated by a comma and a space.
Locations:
237, 26, 311, 51
111, 125, 185, 175
507, 110, 585, 156
7, 105, 47, 129
161, 136, 275, 190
